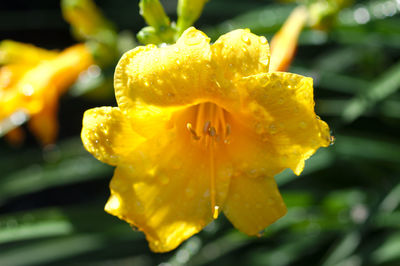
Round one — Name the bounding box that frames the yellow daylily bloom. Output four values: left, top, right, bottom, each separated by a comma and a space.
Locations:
0, 41, 93, 144
81, 27, 331, 252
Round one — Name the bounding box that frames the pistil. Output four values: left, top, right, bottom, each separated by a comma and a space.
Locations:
184, 102, 231, 219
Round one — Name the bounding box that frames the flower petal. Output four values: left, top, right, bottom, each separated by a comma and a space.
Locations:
238, 72, 330, 175
114, 27, 213, 113
81, 107, 144, 165
105, 130, 231, 252
223, 175, 286, 235
211, 29, 270, 88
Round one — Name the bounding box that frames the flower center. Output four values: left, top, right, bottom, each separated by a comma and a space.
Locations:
176, 102, 232, 219
184, 102, 231, 146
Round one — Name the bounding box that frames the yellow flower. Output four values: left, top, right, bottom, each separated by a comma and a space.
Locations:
81, 27, 330, 252
0, 41, 93, 144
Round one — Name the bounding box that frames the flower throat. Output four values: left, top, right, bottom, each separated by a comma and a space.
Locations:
185, 102, 231, 146
183, 102, 231, 219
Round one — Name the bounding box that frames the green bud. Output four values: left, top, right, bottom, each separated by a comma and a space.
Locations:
139, 0, 171, 30
137, 26, 163, 45
176, 0, 209, 35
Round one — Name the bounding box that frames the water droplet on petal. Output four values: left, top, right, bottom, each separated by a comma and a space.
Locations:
329, 135, 336, 146
260, 36, 268, 44
130, 224, 139, 231
22, 84, 34, 96
241, 34, 251, 44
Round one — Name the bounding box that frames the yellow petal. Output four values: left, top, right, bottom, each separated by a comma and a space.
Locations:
105, 129, 231, 252
28, 89, 59, 145
114, 27, 213, 113
81, 107, 145, 166
223, 175, 287, 235
0, 40, 57, 65
238, 72, 330, 175
211, 29, 270, 88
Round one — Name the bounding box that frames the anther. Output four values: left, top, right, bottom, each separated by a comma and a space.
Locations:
208, 126, 216, 136
186, 123, 200, 140
203, 120, 211, 134
226, 124, 231, 137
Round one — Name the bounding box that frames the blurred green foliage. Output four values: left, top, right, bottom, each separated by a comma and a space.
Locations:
1, 0, 400, 265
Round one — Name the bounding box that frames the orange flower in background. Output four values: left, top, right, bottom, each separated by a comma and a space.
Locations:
270, 6, 308, 72
81, 27, 331, 252
0, 41, 93, 145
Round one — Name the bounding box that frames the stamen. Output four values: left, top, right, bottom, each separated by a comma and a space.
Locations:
209, 137, 217, 219
208, 126, 216, 136
183, 102, 231, 218
224, 124, 231, 144
203, 120, 211, 133
213, 205, 219, 219
226, 124, 231, 137
186, 122, 200, 140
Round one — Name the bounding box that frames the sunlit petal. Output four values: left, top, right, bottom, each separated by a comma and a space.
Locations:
81, 107, 145, 165
223, 175, 287, 235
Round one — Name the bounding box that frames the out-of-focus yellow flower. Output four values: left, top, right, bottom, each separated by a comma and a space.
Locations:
270, 6, 308, 72
0, 41, 93, 144
81, 27, 331, 252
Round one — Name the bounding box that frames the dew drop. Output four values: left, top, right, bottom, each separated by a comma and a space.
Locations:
185, 35, 202, 45
130, 224, 139, 231
260, 36, 267, 44
241, 47, 248, 53
241, 34, 251, 44
259, 58, 269, 66
144, 81, 150, 87
94, 139, 99, 144
329, 135, 336, 146
22, 84, 34, 96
